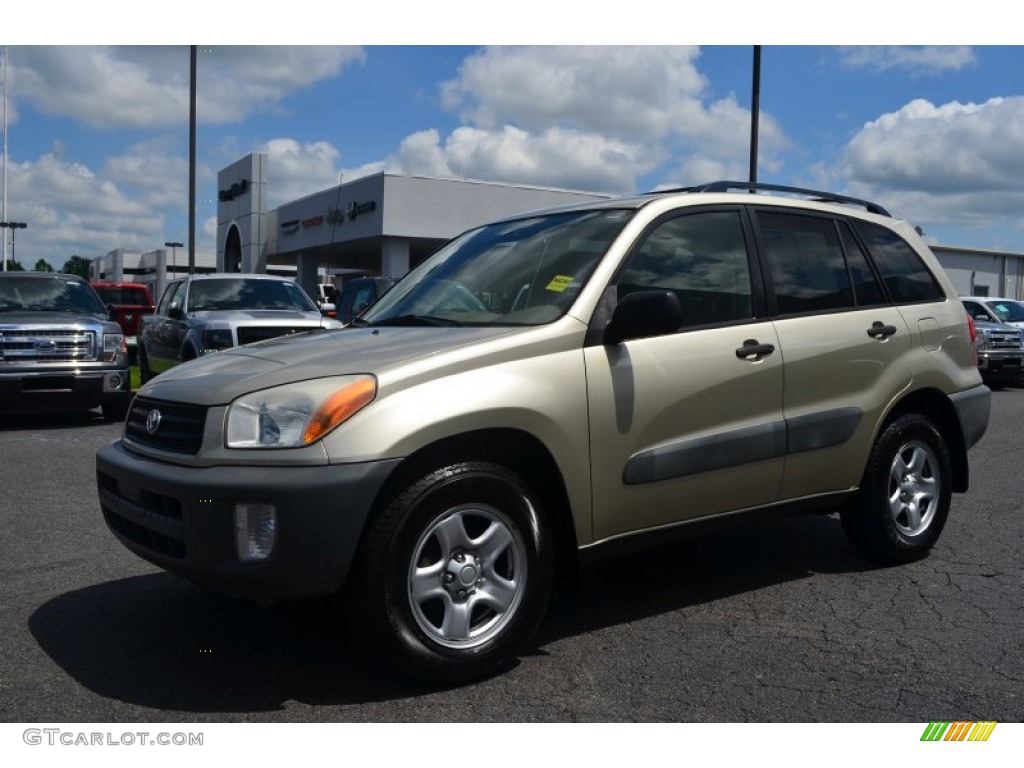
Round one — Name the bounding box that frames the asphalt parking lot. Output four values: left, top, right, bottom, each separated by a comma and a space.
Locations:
1, 391, 1021, 723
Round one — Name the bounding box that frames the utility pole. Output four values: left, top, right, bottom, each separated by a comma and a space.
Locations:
188, 45, 197, 274
3, 46, 9, 271
749, 45, 762, 184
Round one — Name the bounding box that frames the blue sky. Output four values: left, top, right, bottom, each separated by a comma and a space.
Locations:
2, 9, 1024, 268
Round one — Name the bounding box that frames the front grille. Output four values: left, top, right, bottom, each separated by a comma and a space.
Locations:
0, 329, 97, 361
98, 470, 186, 559
237, 326, 310, 345
125, 397, 207, 455
987, 331, 1023, 350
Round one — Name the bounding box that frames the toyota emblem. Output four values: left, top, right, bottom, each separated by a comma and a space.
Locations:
146, 408, 162, 434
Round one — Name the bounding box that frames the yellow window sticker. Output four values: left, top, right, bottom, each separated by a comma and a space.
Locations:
546, 275, 574, 292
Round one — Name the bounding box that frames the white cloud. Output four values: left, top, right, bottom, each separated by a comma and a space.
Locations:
837, 46, 976, 75
441, 46, 708, 142
259, 138, 345, 207
841, 96, 1024, 233
3, 154, 166, 260
10, 46, 365, 129
410, 46, 789, 194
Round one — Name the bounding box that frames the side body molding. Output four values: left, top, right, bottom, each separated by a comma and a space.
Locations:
623, 407, 863, 485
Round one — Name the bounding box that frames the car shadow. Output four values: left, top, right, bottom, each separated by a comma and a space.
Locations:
0, 409, 110, 432
28, 513, 870, 713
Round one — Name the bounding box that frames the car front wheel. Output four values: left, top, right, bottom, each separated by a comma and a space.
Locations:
841, 413, 951, 564
347, 462, 553, 684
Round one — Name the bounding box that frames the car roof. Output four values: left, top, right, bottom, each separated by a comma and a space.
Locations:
181, 273, 294, 281
487, 180, 896, 226
0, 271, 83, 280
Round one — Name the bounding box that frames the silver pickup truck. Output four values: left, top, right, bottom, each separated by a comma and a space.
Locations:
137, 273, 343, 382
0, 272, 131, 420
972, 317, 1024, 387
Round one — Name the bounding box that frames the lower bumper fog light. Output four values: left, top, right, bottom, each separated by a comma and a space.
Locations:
234, 503, 277, 562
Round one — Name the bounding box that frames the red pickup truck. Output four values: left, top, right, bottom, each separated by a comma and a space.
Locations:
91, 282, 156, 363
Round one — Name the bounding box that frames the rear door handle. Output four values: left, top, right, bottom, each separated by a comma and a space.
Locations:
867, 321, 898, 339
736, 339, 776, 360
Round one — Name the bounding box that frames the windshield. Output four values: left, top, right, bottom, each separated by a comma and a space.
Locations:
361, 209, 633, 327
0, 276, 108, 315
989, 300, 1024, 323
186, 278, 318, 312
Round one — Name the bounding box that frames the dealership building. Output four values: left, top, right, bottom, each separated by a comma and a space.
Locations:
93, 152, 1024, 304
215, 153, 611, 298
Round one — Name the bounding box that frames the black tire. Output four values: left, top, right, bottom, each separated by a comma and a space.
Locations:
347, 462, 553, 684
841, 413, 952, 564
101, 395, 131, 422
138, 345, 153, 384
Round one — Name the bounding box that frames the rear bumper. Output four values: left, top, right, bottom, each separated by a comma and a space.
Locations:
950, 384, 991, 451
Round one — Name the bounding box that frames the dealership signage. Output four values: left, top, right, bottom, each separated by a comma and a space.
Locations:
280, 199, 378, 237
219, 179, 250, 202
347, 200, 376, 220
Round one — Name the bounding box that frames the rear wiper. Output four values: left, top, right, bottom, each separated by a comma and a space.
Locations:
370, 314, 463, 327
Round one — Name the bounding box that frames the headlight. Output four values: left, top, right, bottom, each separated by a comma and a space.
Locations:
225, 375, 377, 448
202, 328, 234, 352
975, 330, 991, 351
102, 333, 126, 361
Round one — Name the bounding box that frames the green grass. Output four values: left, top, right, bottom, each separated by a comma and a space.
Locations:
130, 365, 141, 391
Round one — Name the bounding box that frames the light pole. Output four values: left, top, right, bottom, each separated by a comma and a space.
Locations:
164, 241, 183, 275
0, 221, 26, 268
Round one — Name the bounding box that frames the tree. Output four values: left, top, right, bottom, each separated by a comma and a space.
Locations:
34, 258, 54, 273
62, 255, 92, 279
2, 259, 24, 271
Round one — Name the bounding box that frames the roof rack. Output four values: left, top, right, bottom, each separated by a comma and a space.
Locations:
651, 181, 892, 217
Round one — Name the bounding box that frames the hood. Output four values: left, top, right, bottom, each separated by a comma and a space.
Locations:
974, 319, 1021, 332
191, 309, 325, 324
139, 325, 521, 406
0, 311, 110, 328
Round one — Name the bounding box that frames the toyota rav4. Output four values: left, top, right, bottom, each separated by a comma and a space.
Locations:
96, 182, 990, 683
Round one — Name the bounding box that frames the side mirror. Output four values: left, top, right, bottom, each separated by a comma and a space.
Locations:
168, 306, 185, 321
605, 290, 682, 344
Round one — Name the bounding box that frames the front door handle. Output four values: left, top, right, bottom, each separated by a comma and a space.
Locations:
867, 321, 898, 339
736, 339, 776, 360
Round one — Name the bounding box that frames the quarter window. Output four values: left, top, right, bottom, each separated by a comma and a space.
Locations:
617, 211, 754, 329
854, 221, 945, 303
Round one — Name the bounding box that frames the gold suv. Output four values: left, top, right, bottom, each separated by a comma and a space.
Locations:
96, 182, 990, 683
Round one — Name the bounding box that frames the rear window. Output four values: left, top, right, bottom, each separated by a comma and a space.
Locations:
94, 285, 152, 305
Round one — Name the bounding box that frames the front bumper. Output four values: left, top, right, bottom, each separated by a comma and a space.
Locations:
977, 350, 1022, 377
0, 367, 130, 413
96, 439, 400, 599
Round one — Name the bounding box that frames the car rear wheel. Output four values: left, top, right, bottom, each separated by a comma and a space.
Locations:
841, 413, 951, 564
347, 461, 553, 684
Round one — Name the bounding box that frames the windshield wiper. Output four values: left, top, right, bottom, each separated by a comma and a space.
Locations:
370, 314, 463, 327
